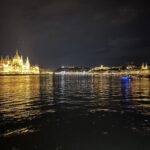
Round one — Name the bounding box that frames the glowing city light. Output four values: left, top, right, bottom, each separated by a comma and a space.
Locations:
0, 50, 40, 74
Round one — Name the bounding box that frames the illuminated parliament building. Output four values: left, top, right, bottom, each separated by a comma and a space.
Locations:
0, 51, 40, 74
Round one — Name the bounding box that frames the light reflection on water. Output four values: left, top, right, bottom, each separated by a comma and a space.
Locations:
0, 75, 150, 149
0, 75, 54, 122
54, 75, 150, 114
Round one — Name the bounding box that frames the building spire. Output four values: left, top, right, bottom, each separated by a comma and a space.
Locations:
26, 57, 30, 66
26, 57, 29, 63
145, 62, 148, 69
15, 50, 20, 59
141, 62, 148, 70
16, 50, 19, 55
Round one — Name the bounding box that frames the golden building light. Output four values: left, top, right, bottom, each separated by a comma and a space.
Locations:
0, 50, 40, 74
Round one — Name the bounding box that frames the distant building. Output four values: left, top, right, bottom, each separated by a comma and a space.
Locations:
56, 66, 89, 72
40, 67, 53, 74
55, 66, 91, 75
0, 50, 40, 74
141, 63, 148, 70
126, 65, 137, 70
90, 65, 110, 72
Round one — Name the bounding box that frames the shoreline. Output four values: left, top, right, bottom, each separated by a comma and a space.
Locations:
0, 72, 149, 79
0, 73, 53, 76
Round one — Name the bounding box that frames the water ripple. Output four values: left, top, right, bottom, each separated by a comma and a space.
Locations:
0, 75, 150, 137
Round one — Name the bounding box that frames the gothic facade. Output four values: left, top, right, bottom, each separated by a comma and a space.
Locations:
0, 51, 40, 74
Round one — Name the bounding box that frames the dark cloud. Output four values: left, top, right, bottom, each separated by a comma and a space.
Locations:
0, 0, 150, 68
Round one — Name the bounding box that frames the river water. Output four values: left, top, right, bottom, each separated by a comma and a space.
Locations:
0, 75, 150, 150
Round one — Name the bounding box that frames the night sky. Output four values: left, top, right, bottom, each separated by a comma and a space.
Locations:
0, 0, 150, 68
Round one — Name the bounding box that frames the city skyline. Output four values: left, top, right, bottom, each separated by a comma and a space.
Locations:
0, 0, 150, 68
0, 49, 149, 69
0, 50, 150, 77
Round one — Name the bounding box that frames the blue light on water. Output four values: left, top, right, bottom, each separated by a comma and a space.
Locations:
120, 76, 131, 81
